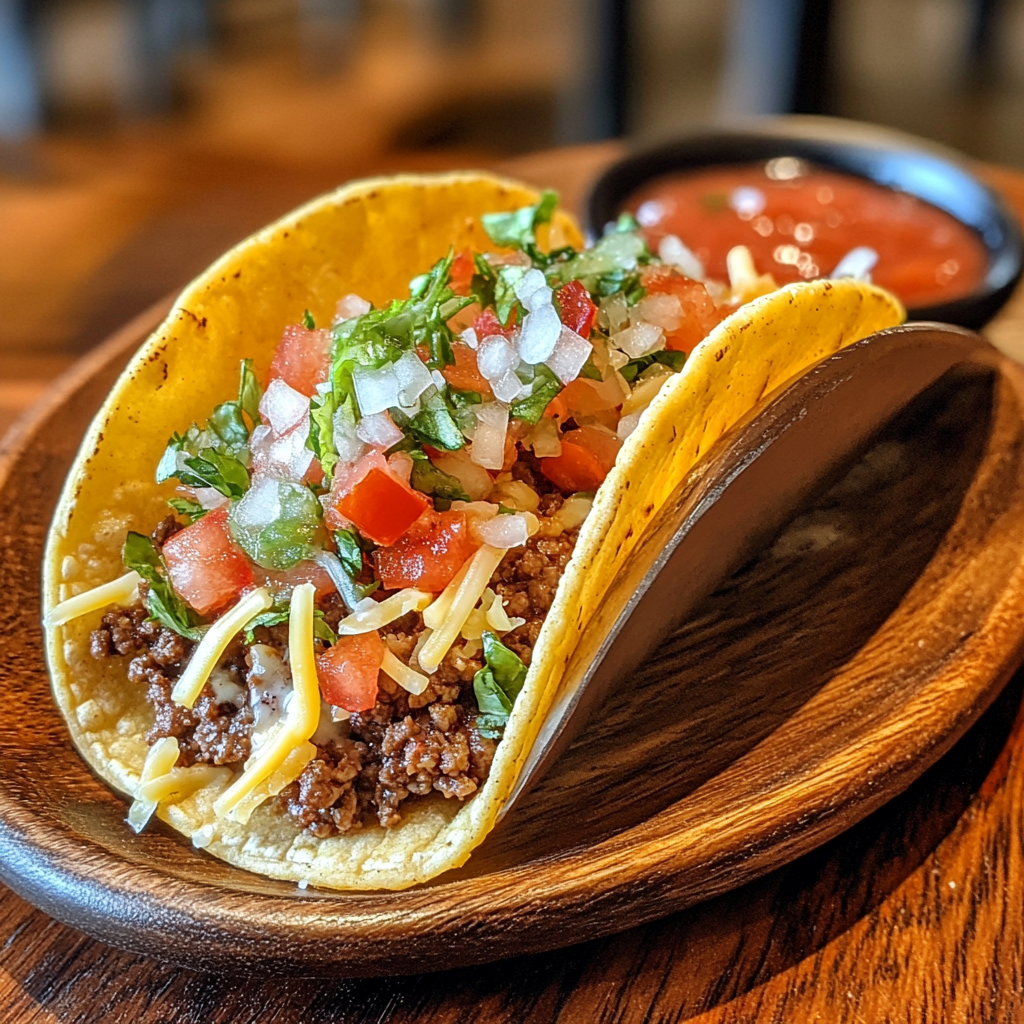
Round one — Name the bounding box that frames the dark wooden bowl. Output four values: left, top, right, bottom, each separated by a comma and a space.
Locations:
3, 301, 1024, 977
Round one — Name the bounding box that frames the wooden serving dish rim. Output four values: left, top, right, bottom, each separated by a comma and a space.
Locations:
2, 300, 1024, 977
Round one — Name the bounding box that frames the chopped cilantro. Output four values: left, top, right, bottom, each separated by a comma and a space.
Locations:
302, 309, 316, 329
166, 497, 207, 523
334, 527, 366, 579
510, 364, 562, 424
244, 606, 336, 645
473, 631, 529, 738
405, 391, 465, 451
620, 349, 686, 383
330, 530, 379, 610
411, 459, 471, 502
494, 265, 526, 328
122, 532, 206, 641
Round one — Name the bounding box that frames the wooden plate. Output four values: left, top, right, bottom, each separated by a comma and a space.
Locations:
3, 301, 1024, 977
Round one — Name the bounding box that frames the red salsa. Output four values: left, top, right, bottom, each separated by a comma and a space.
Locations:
627, 158, 988, 308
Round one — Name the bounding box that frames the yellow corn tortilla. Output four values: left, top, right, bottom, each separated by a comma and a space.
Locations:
43, 172, 904, 890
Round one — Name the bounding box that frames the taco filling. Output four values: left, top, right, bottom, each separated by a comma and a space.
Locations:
49, 191, 787, 837
44, 173, 904, 888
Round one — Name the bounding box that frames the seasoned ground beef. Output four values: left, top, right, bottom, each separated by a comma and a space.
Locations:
89, 507, 578, 837
493, 531, 579, 664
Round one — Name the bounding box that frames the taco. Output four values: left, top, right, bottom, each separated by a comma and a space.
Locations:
42, 172, 903, 890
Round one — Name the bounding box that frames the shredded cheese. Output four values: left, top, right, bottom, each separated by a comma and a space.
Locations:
422, 555, 475, 630
138, 765, 230, 803
46, 570, 142, 627
335, 588, 432, 634
170, 587, 272, 708
126, 736, 179, 833
381, 648, 430, 695
212, 583, 319, 823
224, 742, 316, 825
418, 545, 506, 673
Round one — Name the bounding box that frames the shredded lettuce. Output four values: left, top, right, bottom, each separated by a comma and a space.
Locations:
156, 360, 258, 498
482, 190, 558, 251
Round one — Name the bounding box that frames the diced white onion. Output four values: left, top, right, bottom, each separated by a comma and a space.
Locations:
336, 293, 371, 320
608, 348, 629, 370
353, 362, 401, 417
492, 368, 526, 403
476, 513, 530, 549
356, 410, 404, 450
599, 293, 629, 332
518, 303, 562, 364
393, 349, 434, 408
488, 478, 540, 511
387, 450, 414, 486
658, 234, 705, 280
331, 408, 371, 463
621, 371, 672, 417
460, 327, 479, 350
430, 369, 447, 390
515, 268, 552, 312
476, 334, 518, 381
433, 450, 494, 500
525, 417, 562, 458
471, 402, 509, 470
831, 246, 878, 281
231, 476, 282, 528
259, 378, 310, 436
545, 325, 593, 384
193, 486, 230, 511
611, 321, 663, 359
635, 293, 682, 332
617, 409, 644, 440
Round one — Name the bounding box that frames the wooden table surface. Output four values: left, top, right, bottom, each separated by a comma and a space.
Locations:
4, 142, 1024, 1022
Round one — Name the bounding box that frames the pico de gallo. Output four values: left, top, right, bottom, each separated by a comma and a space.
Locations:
51, 191, 782, 838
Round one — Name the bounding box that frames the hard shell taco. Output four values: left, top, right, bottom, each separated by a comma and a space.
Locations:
42, 172, 904, 890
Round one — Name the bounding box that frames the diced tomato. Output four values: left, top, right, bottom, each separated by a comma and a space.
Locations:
473, 306, 516, 340
163, 507, 254, 615
641, 266, 727, 354
442, 342, 493, 397
539, 426, 622, 493
316, 632, 385, 712
544, 392, 568, 421
556, 280, 598, 338
450, 248, 475, 296
374, 509, 478, 591
268, 324, 332, 397
334, 467, 429, 546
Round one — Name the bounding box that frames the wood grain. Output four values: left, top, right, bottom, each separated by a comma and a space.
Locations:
4, 304, 1024, 977
3, 144, 1024, 1019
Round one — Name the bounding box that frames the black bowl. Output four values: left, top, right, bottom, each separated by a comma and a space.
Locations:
587, 118, 1024, 329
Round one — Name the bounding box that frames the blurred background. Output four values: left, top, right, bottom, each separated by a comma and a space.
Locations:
4, 0, 1024, 432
